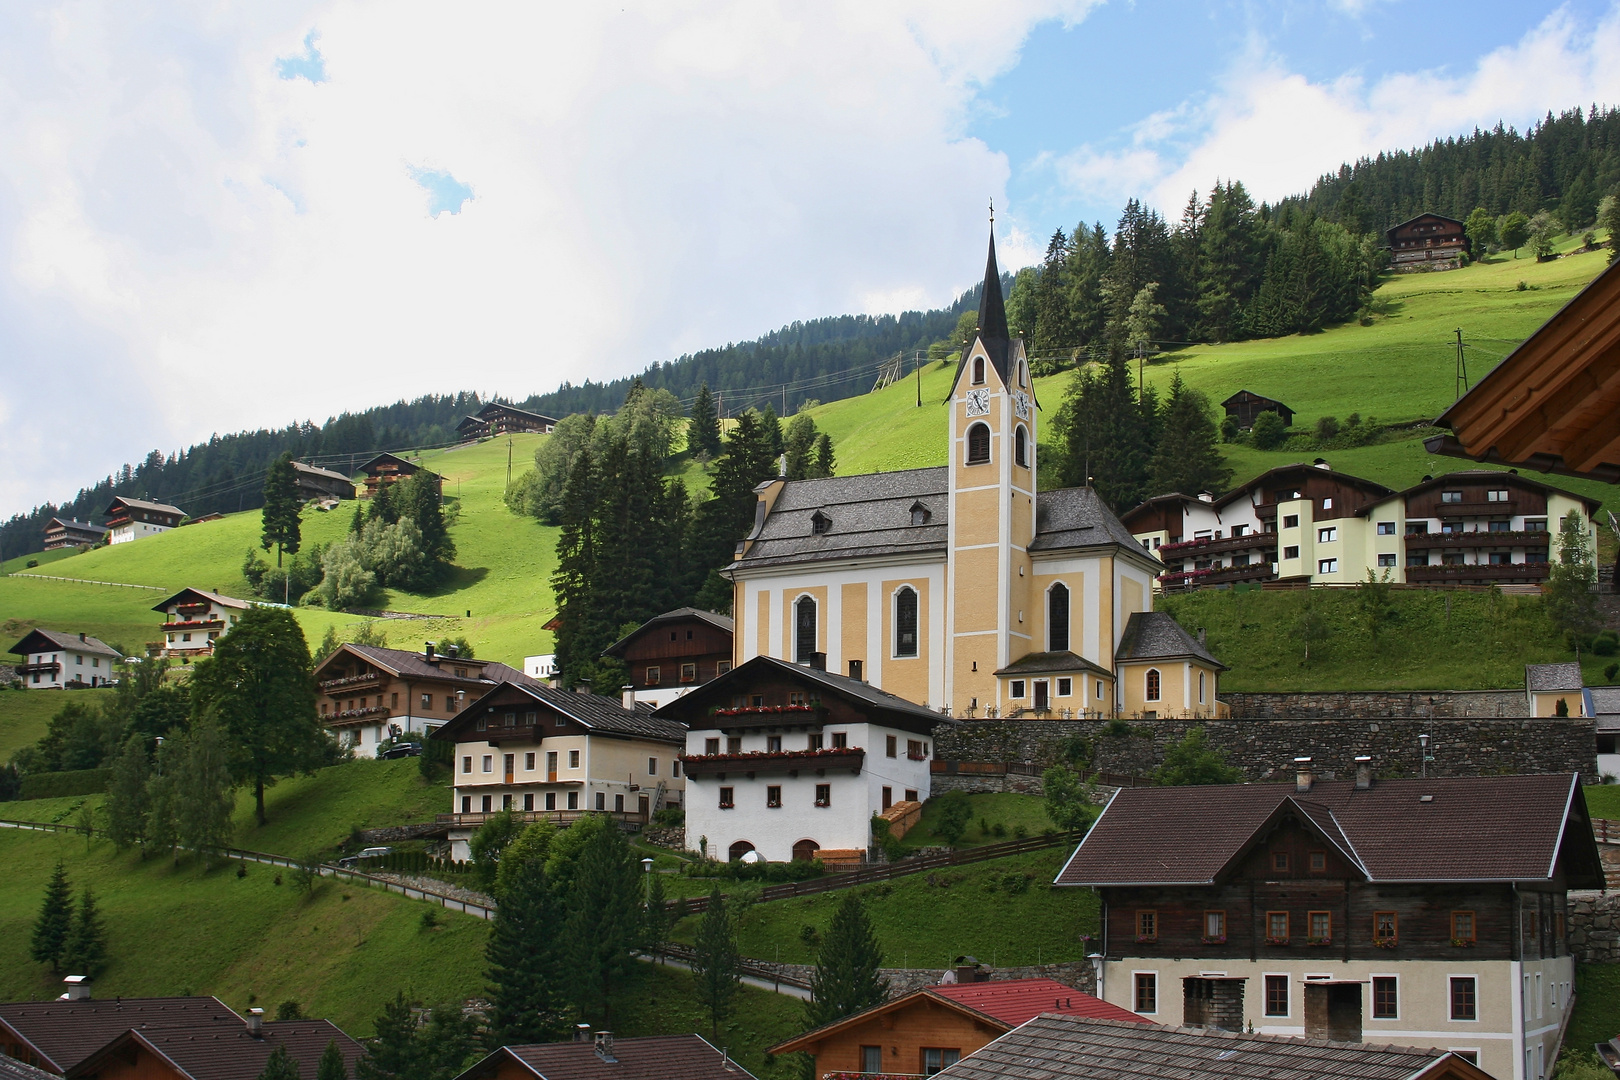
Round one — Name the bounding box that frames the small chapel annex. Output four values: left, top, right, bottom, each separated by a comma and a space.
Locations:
721, 227, 1224, 720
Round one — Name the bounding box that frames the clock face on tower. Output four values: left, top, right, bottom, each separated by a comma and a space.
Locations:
1013, 390, 1031, 420
965, 388, 991, 417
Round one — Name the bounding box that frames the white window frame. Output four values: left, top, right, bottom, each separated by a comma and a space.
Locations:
892, 584, 920, 660
1131, 970, 1159, 1015
1056, 677, 1072, 697
1448, 974, 1480, 1022
1319, 559, 1338, 574
1144, 668, 1161, 702
1318, 527, 1337, 543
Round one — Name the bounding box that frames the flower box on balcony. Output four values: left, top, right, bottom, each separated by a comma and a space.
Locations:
1306, 937, 1332, 947
1134, 935, 1157, 945
814, 800, 830, 808
1264, 936, 1290, 947
1201, 935, 1227, 945
1372, 938, 1399, 949
710, 703, 819, 716
718, 802, 735, 810
1450, 938, 1476, 948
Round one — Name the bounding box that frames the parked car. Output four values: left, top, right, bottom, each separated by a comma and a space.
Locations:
380, 741, 421, 759
338, 846, 393, 869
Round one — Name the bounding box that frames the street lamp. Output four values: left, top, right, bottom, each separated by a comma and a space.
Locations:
1418, 733, 1433, 779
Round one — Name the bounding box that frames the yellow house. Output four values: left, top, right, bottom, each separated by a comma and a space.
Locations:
725, 226, 1217, 718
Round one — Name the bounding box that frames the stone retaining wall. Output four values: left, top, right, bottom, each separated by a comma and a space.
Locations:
1221, 690, 1528, 719
933, 717, 1596, 784
929, 773, 1047, 796
355, 823, 445, 844
1569, 891, 1620, 963
748, 959, 1096, 998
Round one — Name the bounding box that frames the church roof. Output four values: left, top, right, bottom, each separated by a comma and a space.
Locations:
1116, 611, 1226, 670
1029, 485, 1147, 555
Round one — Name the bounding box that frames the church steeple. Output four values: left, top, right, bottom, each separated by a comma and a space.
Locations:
973, 222, 1012, 382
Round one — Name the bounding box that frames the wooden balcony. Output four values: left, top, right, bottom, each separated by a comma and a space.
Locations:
1159, 532, 1277, 560
1159, 563, 1276, 592
680, 747, 865, 779
16, 662, 61, 677
320, 670, 389, 694
160, 618, 223, 632
435, 808, 646, 830
1405, 563, 1550, 584
1404, 530, 1550, 550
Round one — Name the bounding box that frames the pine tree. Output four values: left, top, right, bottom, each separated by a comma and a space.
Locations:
782, 415, 818, 480
551, 445, 602, 684
395, 470, 456, 581
810, 433, 835, 479
1601, 189, 1620, 265
564, 818, 642, 1024
688, 384, 722, 458
316, 1041, 349, 1080
367, 481, 398, 525
691, 887, 740, 1038
29, 862, 74, 972
1051, 341, 1152, 511
685, 410, 779, 607
1195, 181, 1263, 343
258, 1046, 301, 1080
644, 869, 670, 955
760, 404, 784, 457
356, 992, 418, 1080
804, 892, 888, 1028
349, 502, 365, 535
485, 844, 569, 1044
260, 452, 302, 568
145, 739, 180, 861
105, 735, 151, 852
1147, 372, 1232, 497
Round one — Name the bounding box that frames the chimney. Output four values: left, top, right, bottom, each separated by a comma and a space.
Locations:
445, 643, 459, 659
424, 641, 436, 661
593, 1031, 616, 1062
810, 651, 826, 672
246, 1008, 264, 1037
1196, 628, 1207, 648
1313, 458, 1330, 470
79, 632, 87, 642
1294, 756, 1314, 793
574, 1023, 591, 1043
575, 683, 592, 695
622, 685, 636, 709
1354, 755, 1374, 790
62, 976, 90, 1001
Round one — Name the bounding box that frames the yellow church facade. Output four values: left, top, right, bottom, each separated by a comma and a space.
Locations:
725, 231, 1226, 720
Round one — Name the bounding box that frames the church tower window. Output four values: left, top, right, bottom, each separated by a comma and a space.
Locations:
895, 587, 919, 658
972, 356, 986, 385
1015, 424, 1029, 468
795, 597, 818, 663
1048, 583, 1070, 652
966, 423, 991, 464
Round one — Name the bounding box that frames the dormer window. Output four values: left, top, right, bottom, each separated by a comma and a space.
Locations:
910, 502, 931, 526
972, 357, 985, 385
811, 511, 832, 535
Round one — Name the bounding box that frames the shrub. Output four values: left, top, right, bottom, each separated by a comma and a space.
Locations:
1219, 416, 1241, 442
1251, 411, 1287, 450
991, 822, 1007, 838
1606, 662, 1619, 682
1315, 416, 1340, 441
19, 768, 111, 800
653, 807, 685, 828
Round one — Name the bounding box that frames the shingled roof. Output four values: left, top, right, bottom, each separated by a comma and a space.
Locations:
1029, 486, 1150, 558
1055, 773, 1604, 888
732, 467, 949, 570
150, 588, 250, 614
455, 1035, 756, 1080
993, 651, 1112, 679
1115, 611, 1225, 670
654, 655, 948, 735
0, 997, 239, 1073
330, 644, 525, 687
7, 628, 123, 660
602, 608, 734, 658
0, 1054, 57, 1080
932, 1014, 1493, 1080
66, 1020, 365, 1080
1526, 661, 1583, 692
436, 679, 687, 744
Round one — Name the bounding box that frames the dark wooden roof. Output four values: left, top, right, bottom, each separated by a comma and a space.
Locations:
150, 588, 250, 614
0, 997, 237, 1073
1386, 212, 1466, 238
1056, 773, 1603, 888
1211, 462, 1394, 514
1375, 469, 1600, 516
433, 679, 686, 744
355, 453, 440, 480
1429, 255, 1620, 481
8, 628, 122, 659
66, 1020, 365, 1080
103, 496, 184, 517
1220, 389, 1288, 409
455, 1036, 756, 1080
602, 608, 734, 659
654, 655, 948, 736
0, 1053, 57, 1080
45, 518, 107, 535
318, 644, 523, 687
932, 1014, 1493, 1080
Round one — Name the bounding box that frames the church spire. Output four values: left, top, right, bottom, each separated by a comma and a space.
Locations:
975, 215, 1011, 379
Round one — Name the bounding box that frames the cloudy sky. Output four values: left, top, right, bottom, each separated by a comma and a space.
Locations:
3, 0, 1619, 515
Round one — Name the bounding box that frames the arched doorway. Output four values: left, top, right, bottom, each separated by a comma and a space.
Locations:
792, 839, 821, 863
728, 840, 756, 862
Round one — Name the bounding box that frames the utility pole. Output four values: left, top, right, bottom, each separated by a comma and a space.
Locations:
506, 436, 513, 493
915, 351, 922, 408
1454, 328, 1469, 399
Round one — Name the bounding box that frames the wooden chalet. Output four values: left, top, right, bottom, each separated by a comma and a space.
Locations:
1220, 390, 1293, 429
601, 607, 734, 703
314, 642, 524, 755
455, 402, 558, 441
1386, 213, 1468, 270
102, 497, 183, 545
290, 461, 354, 502
151, 588, 250, 662
7, 629, 121, 689
1054, 766, 1603, 1079
769, 977, 1144, 1077
355, 453, 441, 499
0, 985, 238, 1075
42, 518, 106, 551
66, 1013, 363, 1080
1429, 255, 1620, 482
453, 1034, 756, 1080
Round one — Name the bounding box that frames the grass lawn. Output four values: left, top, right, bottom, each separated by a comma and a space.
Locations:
0, 825, 489, 1034
617, 962, 807, 1079
0, 687, 117, 762
1, 547, 81, 575
231, 758, 452, 857
1582, 786, 1620, 821
1557, 963, 1620, 1076
895, 791, 1057, 850
670, 847, 1098, 971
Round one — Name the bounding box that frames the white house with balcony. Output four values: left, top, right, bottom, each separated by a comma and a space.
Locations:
7, 628, 122, 688
151, 588, 250, 662
654, 655, 946, 864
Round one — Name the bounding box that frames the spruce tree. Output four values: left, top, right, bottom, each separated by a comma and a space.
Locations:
564, 819, 642, 1024
760, 403, 784, 457
688, 384, 722, 458
1051, 341, 1152, 511
804, 892, 888, 1028
644, 869, 670, 955
691, 887, 741, 1038
258, 1046, 301, 1080
30, 862, 74, 972
1147, 372, 1232, 497
782, 415, 818, 480
356, 992, 418, 1080
396, 470, 455, 577
317, 1041, 349, 1080
367, 481, 398, 525
105, 734, 151, 852
260, 452, 302, 568
811, 433, 835, 479
486, 853, 568, 1044
551, 445, 602, 685
62, 887, 109, 978
349, 502, 365, 535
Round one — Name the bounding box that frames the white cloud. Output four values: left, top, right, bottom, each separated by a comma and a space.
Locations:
0, 0, 1104, 513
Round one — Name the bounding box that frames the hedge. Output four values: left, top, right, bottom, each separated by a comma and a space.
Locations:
18, 768, 112, 800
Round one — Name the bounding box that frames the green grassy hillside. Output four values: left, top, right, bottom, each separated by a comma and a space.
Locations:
0, 688, 116, 762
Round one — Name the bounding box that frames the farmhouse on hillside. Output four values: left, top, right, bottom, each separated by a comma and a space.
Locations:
723, 228, 1223, 720
1386, 213, 1469, 270
355, 453, 442, 499
656, 655, 944, 864
6, 629, 121, 689
65, 1011, 364, 1080
41, 518, 106, 551
768, 976, 1145, 1077
0, 985, 238, 1074
432, 679, 686, 861
601, 607, 734, 707
290, 461, 355, 503
452, 1033, 755, 1080
1054, 766, 1604, 1080
151, 588, 249, 662
1220, 390, 1294, 430
455, 402, 558, 441
314, 641, 524, 754
102, 496, 183, 545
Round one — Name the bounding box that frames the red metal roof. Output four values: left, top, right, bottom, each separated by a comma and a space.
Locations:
929, 978, 1146, 1027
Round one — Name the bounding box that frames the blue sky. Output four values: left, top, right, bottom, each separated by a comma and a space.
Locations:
1, 1, 1618, 514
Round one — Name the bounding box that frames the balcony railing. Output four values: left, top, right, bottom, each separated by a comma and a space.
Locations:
1406, 563, 1550, 583
325, 705, 392, 723
1404, 529, 1550, 550
1432, 500, 1523, 517
1160, 563, 1275, 592
1159, 533, 1277, 560
320, 671, 388, 694
680, 747, 865, 779
160, 619, 223, 631
435, 808, 646, 829
16, 662, 61, 677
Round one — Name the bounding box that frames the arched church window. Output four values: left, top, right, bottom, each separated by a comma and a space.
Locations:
1048, 582, 1070, 652
1015, 424, 1029, 468
1145, 668, 1161, 702
972, 357, 985, 385
894, 587, 918, 658
966, 423, 990, 464
795, 596, 817, 663
1019, 360, 1027, 387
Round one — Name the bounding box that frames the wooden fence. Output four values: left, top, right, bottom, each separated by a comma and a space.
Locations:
1594, 818, 1620, 845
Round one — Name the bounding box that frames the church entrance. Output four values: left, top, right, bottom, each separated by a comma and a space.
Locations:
1033, 680, 1049, 711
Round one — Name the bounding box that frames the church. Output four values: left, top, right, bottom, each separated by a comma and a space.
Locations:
722, 228, 1226, 720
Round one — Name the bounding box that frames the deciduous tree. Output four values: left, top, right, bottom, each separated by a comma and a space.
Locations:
105, 735, 151, 851
1153, 728, 1242, 786
1546, 513, 1600, 646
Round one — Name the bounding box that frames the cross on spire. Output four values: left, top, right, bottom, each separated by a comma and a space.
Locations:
989, 197, 994, 225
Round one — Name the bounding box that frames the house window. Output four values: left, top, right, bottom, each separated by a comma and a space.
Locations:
848, 659, 864, 681
1144, 669, 1161, 701
1452, 911, 1476, 943
1057, 677, 1072, 697
966, 422, 991, 464
705, 738, 720, 755
1272, 851, 1289, 872
421, 693, 432, 710
1378, 553, 1397, 567
1406, 521, 1429, 534
475, 715, 487, 731
567, 792, 578, 810
1267, 911, 1289, 941
795, 596, 818, 662
768, 736, 782, 753
1134, 973, 1157, 1014
1283, 514, 1299, 529
1204, 911, 1225, 939
1265, 975, 1288, 1016
814, 784, 831, 807
1136, 911, 1157, 940
717, 661, 732, 674
1377, 521, 1396, 535
461, 796, 471, 813
881, 786, 893, 809
681, 663, 697, 682
832, 732, 847, 748
1283, 545, 1300, 559
1374, 911, 1398, 945
648, 757, 657, 776
646, 666, 661, 686
1010, 679, 1025, 698
545, 792, 556, 811
525, 753, 536, 771
1450, 977, 1477, 1020
1014, 424, 1029, 468
1048, 582, 1070, 652
547, 751, 558, 774
1489, 552, 1511, 565
885, 735, 897, 757
1372, 977, 1398, 1019
1322, 498, 1333, 510
971, 356, 985, 384
911, 503, 930, 525
1526, 518, 1547, 532
861, 1047, 883, 1073
1309, 911, 1332, 941
895, 586, 919, 658
907, 740, 925, 760
462, 756, 472, 774
1487, 489, 1509, 502
481, 795, 492, 813
1318, 559, 1338, 574
482, 755, 493, 773
789, 691, 807, 706
764, 785, 782, 808
810, 511, 831, 534
1309, 851, 1326, 872
569, 750, 579, 768
1408, 553, 1429, 566
1318, 527, 1337, 542
728, 736, 743, 753
523, 794, 534, 811
596, 792, 606, 811
504, 712, 515, 728
1442, 491, 1463, 503
808, 732, 823, 751
921, 1049, 960, 1075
